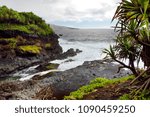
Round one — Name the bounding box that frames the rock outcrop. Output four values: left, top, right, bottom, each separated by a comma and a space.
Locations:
0, 30, 62, 78
0, 6, 62, 78
0, 60, 131, 100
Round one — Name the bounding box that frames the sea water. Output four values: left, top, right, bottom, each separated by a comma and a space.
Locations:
14, 28, 117, 80
16, 27, 144, 80
51, 38, 114, 71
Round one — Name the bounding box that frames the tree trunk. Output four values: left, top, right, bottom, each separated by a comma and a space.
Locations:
129, 53, 138, 76
141, 45, 150, 74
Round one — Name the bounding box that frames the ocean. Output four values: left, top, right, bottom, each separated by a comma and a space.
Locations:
51, 26, 144, 75
51, 26, 116, 71
14, 27, 116, 80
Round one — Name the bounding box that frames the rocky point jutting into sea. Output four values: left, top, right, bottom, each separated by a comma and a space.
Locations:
0, 6, 63, 78
0, 6, 130, 100
0, 31, 62, 78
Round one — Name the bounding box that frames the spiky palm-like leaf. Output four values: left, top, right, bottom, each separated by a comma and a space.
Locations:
103, 45, 117, 60
110, 0, 150, 92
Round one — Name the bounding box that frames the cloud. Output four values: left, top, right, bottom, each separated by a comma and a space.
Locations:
0, 0, 120, 27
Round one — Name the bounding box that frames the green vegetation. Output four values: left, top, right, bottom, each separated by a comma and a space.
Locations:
64, 75, 134, 100
0, 5, 53, 36
103, 0, 150, 92
18, 45, 42, 54
45, 43, 52, 49
46, 63, 59, 70
0, 38, 17, 48
119, 91, 150, 100
0, 6, 60, 59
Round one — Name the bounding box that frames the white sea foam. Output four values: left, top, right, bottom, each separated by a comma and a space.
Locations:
18, 39, 113, 81
19, 69, 59, 81
16, 38, 144, 81
14, 28, 144, 81
51, 38, 113, 71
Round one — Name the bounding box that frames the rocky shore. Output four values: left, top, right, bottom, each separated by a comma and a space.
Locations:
0, 6, 131, 100
0, 59, 130, 100
0, 6, 63, 78
0, 30, 63, 78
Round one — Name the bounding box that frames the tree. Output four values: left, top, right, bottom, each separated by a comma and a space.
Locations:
104, 0, 150, 91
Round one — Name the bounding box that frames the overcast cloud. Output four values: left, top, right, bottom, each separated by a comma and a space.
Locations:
0, 0, 120, 28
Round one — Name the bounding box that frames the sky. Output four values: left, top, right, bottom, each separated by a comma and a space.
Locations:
0, 0, 120, 28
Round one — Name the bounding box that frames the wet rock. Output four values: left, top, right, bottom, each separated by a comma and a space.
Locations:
58, 48, 82, 59
32, 72, 54, 81
0, 58, 40, 78
36, 63, 59, 72
59, 34, 63, 36
64, 59, 74, 63
76, 49, 82, 53
0, 59, 131, 100
36, 60, 131, 99
31, 75, 43, 81
0, 30, 62, 78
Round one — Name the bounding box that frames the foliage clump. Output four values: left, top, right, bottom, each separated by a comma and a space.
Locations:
64, 75, 134, 100
0, 5, 53, 36
103, 0, 150, 92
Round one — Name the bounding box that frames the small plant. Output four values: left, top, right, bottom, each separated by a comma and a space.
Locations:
119, 94, 131, 100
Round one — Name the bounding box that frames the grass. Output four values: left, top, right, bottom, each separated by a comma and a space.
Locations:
18, 45, 42, 54
64, 75, 135, 100
0, 23, 53, 36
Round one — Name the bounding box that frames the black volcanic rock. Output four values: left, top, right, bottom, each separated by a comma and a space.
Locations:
0, 59, 131, 100
0, 31, 62, 78
0, 6, 64, 78
58, 48, 82, 60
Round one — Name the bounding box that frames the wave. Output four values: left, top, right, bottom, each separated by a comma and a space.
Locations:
52, 38, 114, 71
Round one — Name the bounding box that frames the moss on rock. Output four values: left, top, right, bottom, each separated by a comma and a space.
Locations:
46, 63, 59, 70
0, 6, 62, 78
36, 63, 59, 71
45, 43, 52, 49
18, 45, 42, 54
64, 75, 135, 100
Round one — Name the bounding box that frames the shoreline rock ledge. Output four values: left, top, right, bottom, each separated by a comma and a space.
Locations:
0, 60, 131, 100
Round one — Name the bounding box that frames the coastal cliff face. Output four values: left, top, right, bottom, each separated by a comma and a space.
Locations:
0, 6, 62, 78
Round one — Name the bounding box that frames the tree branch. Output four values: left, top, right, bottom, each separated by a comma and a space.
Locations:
130, 66, 150, 84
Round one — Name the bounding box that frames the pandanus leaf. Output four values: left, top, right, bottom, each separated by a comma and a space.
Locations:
138, 0, 149, 13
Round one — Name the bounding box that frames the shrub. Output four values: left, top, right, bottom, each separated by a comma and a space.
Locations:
0, 6, 53, 36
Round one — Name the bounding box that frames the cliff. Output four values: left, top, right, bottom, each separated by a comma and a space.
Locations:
0, 6, 62, 78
